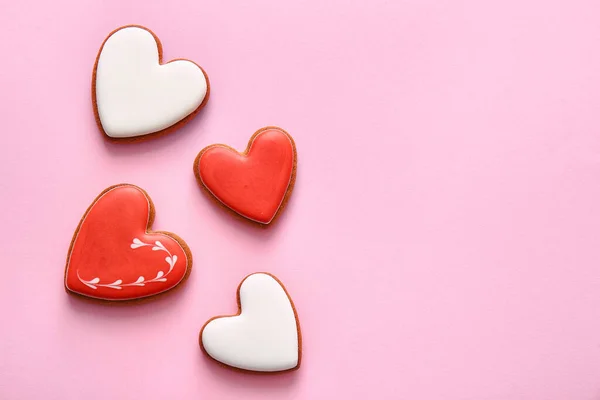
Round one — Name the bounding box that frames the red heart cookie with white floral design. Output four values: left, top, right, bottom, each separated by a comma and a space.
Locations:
194, 126, 297, 225
64, 184, 192, 301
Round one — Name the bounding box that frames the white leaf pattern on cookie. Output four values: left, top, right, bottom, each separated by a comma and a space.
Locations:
77, 238, 177, 290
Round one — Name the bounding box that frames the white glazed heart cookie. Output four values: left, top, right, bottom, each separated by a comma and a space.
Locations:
200, 273, 302, 373
92, 25, 209, 140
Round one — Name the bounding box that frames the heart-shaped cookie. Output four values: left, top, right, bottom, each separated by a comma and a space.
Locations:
93, 25, 209, 140
64, 184, 192, 301
194, 127, 297, 224
200, 273, 301, 372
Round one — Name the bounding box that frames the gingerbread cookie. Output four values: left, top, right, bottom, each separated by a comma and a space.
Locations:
92, 25, 210, 140
64, 184, 192, 301
200, 273, 301, 373
194, 126, 297, 225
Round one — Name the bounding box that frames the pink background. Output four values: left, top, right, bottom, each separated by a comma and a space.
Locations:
1, 0, 600, 399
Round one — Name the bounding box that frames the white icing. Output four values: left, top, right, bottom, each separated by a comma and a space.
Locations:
77, 238, 177, 290
202, 273, 300, 372
95, 26, 207, 138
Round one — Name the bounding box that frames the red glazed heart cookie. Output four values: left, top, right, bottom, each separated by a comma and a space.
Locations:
64, 184, 192, 301
194, 127, 297, 225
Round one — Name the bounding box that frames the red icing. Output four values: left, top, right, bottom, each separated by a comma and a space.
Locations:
65, 185, 189, 300
197, 128, 295, 224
